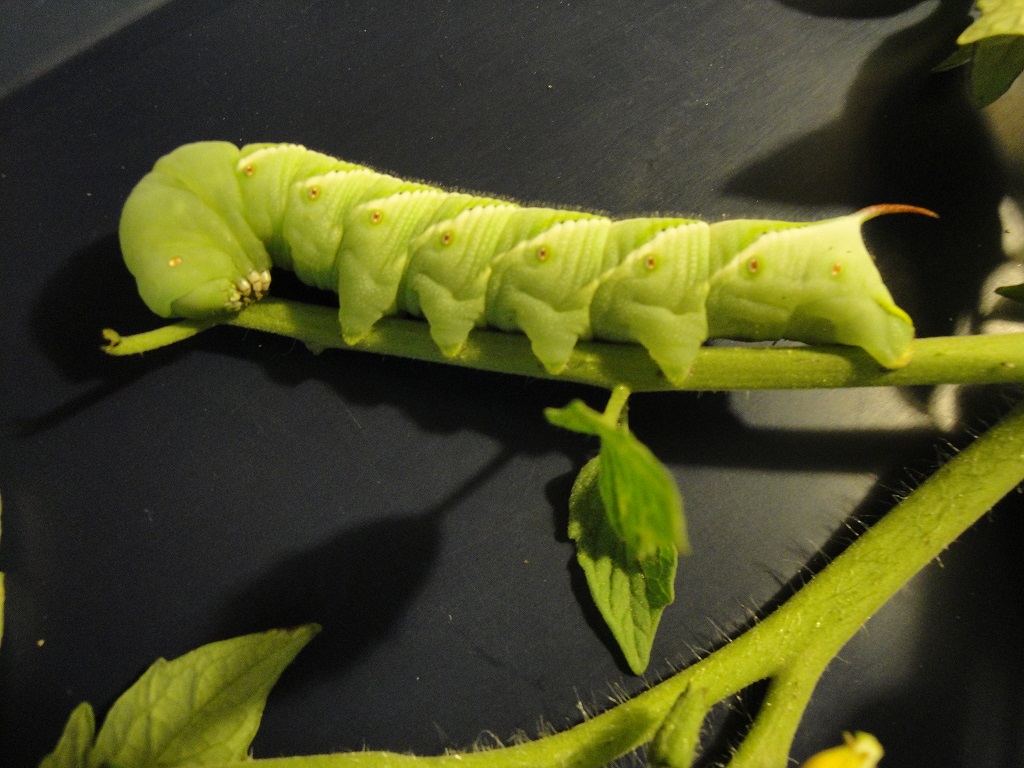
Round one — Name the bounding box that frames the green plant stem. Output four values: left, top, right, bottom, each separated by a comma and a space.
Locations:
202, 397, 1024, 768
103, 297, 1024, 391
602, 384, 631, 423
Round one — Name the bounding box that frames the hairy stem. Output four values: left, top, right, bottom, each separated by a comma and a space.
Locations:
103, 297, 1024, 391
202, 397, 1024, 767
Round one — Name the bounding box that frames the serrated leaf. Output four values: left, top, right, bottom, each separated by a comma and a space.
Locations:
546, 399, 688, 558
598, 426, 688, 560
88, 625, 319, 768
548, 394, 687, 672
568, 457, 678, 674
39, 703, 96, 768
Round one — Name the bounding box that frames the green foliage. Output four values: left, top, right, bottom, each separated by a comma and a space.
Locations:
544, 388, 685, 672
566, 456, 678, 674
936, 0, 1024, 106
545, 389, 688, 558
39, 704, 94, 768
32, 396, 1024, 768
38, 626, 319, 768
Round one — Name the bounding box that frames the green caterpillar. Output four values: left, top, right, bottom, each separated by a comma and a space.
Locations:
119, 141, 928, 384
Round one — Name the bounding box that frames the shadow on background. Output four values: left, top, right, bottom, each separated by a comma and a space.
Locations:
217, 507, 445, 690
730, 0, 1006, 341
214, 446, 530, 690
17, 234, 177, 435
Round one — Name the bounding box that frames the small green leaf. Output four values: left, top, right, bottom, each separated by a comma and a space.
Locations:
567, 457, 677, 674
548, 391, 687, 671
546, 398, 688, 558
941, 0, 1024, 106
88, 625, 319, 768
544, 398, 612, 436
597, 425, 688, 559
39, 703, 96, 768
969, 36, 1024, 106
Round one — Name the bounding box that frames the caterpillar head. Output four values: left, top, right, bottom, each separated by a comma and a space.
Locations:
119, 141, 274, 320
121, 208, 272, 318
710, 205, 933, 368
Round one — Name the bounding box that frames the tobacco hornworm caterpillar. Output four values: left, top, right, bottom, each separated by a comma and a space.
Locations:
119, 141, 926, 383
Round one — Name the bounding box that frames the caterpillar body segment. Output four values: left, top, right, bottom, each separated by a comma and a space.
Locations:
590, 220, 713, 384
119, 141, 924, 384
705, 210, 918, 369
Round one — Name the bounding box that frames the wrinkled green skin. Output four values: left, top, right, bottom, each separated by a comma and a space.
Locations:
119, 141, 918, 384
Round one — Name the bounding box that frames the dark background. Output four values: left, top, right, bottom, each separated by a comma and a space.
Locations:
1, 1, 1022, 765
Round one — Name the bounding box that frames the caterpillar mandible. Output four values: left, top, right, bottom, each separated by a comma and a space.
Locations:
119, 141, 927, 384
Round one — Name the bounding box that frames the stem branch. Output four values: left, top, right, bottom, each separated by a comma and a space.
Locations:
203, 397, 1024, 768
103, 297, 1024, 391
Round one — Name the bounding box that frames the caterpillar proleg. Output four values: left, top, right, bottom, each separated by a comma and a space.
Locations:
119, 141, 927, 383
